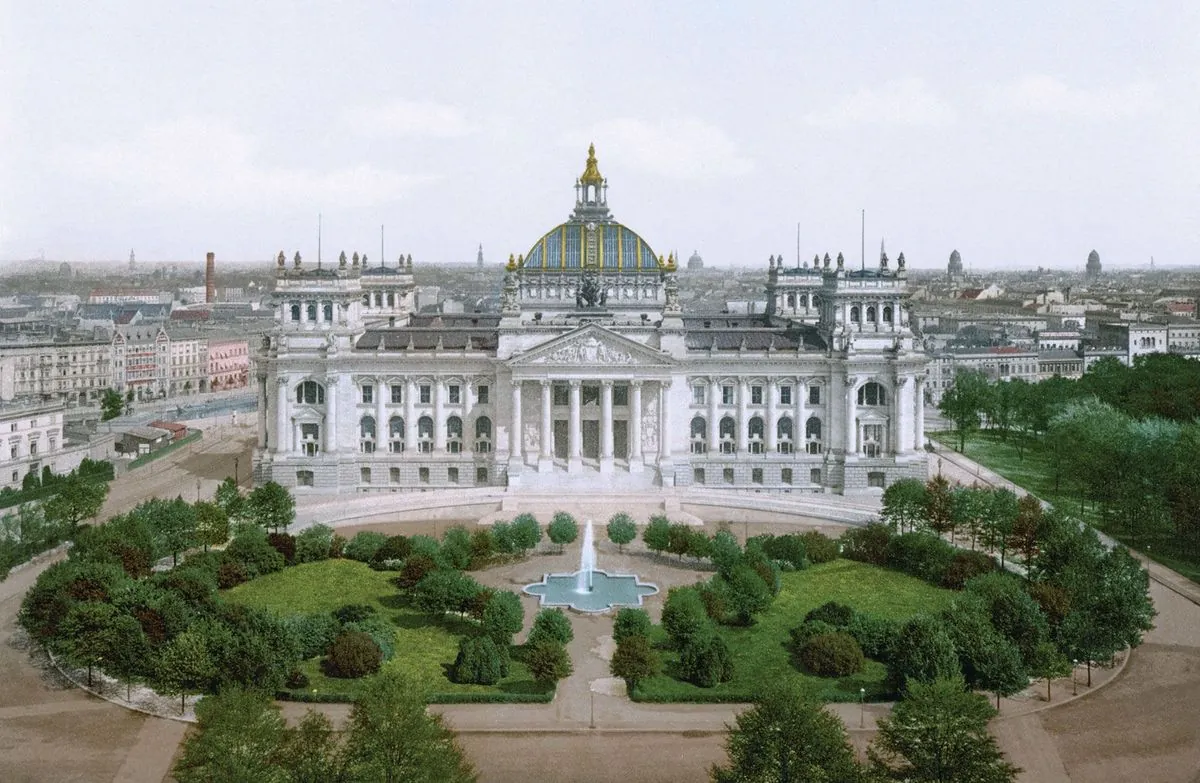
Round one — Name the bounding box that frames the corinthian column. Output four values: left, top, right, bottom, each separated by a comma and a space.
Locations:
629, 380, 643, 472
509, 380, 522, 459
568, 379, 582, 473
275, 376, 288, 455
325, 375, 338, 454
600, 380, 614, 474
539, 380, 553, 471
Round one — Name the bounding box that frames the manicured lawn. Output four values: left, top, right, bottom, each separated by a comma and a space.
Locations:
633, 559, 955, 703
224, 559, 551, 702
931, 429, 1200, 584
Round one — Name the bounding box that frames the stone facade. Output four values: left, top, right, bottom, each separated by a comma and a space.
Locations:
254, 148, 929, 495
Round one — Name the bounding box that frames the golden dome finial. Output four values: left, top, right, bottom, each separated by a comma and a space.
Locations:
580, 142, 604, 185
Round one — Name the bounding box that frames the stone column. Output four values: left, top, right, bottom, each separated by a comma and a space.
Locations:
404, 378, 416, 451
374, 375, 386, 452
845, 377, 857, 456
539, 380, 553, 470
275, 376, 288, 455
325, 375, 338, 454
766, 378, 778, 453
509, 380, 522, 459
257, 377, 268, 449
708, 378, 719, 451
629, 380, 643, 472
736, 379, 749, 454
600, 380, 614, 474
796, 377, 807, 451
568, 379, 582, 473
915, 377, 926, 451
292, 420, 301, 455
658, 381, 673, 459
433, 378, 446, 452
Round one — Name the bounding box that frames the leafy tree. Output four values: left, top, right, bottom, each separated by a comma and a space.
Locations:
173, 687, 290, 783
523, 639, 572, 686
42, 473, 109, 531
965, 572, 1049, 666
661, 587, 710, 649
612, 608, 652, 644
344, 531, 389, 562
452, 636, 508, 685
246, 481, 295, 533
325, 630, 383, 678
942, 595, 1026, 708
57, 601, 122, 687
225, 525, 285, 577
1008, 494, 1044, 564
490, 520, 517, 554
156, 629, 217, 714
667, 523, 695, 560
468, 528, 495, 562
99, 611, 149, 700
340, 671, 476, 783
951, 485, 991, 550
719, 564, 773, 625
511, 513, 542, 554
679, 625, 734, 687
1028, 641, 1071, 702
939, 369, 993, 453
869, 676, 1019, 783
480, 590, 524, 646
527, 607, 573, 645
100, 388, 124, 421
712, 680, 865, 783
439, 526, 473, 570
881, 478, 928, 533
606, 512, 637, 553
214, 476, 245, 521
279, 710, 345, 783
709, 529, 742, 577
152, 497, 198, 566
642, 514, 671, 555
193, 501, 229, 552
924, 475, 955, 536
888, 614, 961, 689
984, 489, 1019, 566
412, 570, 483, 617
547, 511, 578, 553
610, 634, 659, 691
295, 524, 335, 563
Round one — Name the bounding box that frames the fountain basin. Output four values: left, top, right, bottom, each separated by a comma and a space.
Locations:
524, 569, 659, 613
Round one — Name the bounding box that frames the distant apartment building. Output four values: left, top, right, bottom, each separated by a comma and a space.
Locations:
0, 400, 66, 489
87, 288, 168, 305
112, 327, 169, 399
0, 340, 113, 403
207, 337, 250, 391
927, 347, 1040, 404
166, 331, 208, 395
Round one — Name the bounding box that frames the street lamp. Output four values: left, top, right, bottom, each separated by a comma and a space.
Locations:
589, 689, 595, 730
234, 456, 240, 486
196, 479, 201, 503
859, 687, 866, 728
1072, 660, 1078, 696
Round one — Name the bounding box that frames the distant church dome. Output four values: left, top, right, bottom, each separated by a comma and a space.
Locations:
516, 145, 664, 274
1086, 249, 1102, 278
687, 250, 704, 270
947, 249, 964, 279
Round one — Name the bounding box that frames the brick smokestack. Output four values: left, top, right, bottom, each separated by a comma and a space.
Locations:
205, 252, 216, 304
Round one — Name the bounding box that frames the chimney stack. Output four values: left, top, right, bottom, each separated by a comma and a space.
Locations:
205, 252, 216, 304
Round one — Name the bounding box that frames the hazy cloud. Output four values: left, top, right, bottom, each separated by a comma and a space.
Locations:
567, 118, 752, 180
61, 118, 433, 210
803, 78, 958, 128
984, 75, 1161, 117
342, 100, 476, 138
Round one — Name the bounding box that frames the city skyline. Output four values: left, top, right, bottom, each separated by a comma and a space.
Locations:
2, 2, 1197, 269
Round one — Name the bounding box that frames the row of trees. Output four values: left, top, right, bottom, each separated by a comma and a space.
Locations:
1, 463, 112, 578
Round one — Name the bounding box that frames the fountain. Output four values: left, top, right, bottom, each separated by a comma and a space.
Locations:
524, 518, 658, 613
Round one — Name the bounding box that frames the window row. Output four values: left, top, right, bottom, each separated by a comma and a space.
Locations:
691, 383, 821, 406
296, 466, 492, 487
288, 301, 335, 322
358, 415, 492, 454
688, 415, 824, 455
848, 305, 895, 324
359, 383, 489, 406
693, 466, 823, 486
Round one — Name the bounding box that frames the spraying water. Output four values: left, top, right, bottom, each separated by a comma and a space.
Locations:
576, 518, 596, 592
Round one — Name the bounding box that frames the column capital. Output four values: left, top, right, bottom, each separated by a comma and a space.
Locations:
600, 379, 613, 388
539, 378, 552, 388
568, 378, 582, 388
630, 379, 644, 388
324, 374, 338, 386
276, 376, 289, 388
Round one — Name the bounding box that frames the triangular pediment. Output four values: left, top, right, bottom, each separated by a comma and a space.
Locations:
508, 325, 675, 368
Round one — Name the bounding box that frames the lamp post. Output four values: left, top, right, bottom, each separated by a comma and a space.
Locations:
196, 479, 201, 503
589, 689, 595, 730
1072, 660, 1078, 696
859, 687, 866, 728
234, 456, 240, 487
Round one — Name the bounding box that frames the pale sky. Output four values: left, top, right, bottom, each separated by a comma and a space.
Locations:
2, 2, 1197, 270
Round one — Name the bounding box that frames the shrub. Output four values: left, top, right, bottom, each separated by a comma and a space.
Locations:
527, 608, 573, 646
612, 608, 653, 644
840, 523, 893, 566
800, 531, 839, 564
152, 568, 217, 608
372, 535, 412, 564
805, 601, 856, 628
661, 587, 710, 648
642, 515, 671, 554
469, 529, 495, 561
328, 534, 346, 559
679, 627, 734, 687
394, 554, 438, 589
522, 639, 572, 685
343, 531, 388, 563
887, 614, 961, 688
845, 613, 901, 660
491, 521, 516, 554
440, 527, 473, 570
294, 525, 334, 563
511, 514, 542, 553
285, 669, 310, 689
760, 533, 808, 570
799, 632, 865, 677
452, 636, 509, 685
886, 532, 956, 584
942, 550, 998, 590
266, 532, 296, 565
225, 527, 285, 578
610, 634, 660, 689
332, 604, 376, 625
217, 560, 248, 589
324, 630, 382, 678
697, 582, 729, 621
788, 619, 839, 649
284, 612, 340, 659
344, 615, 396, 661
481, 590, 524, 646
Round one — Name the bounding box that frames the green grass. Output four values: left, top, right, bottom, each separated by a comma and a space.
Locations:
633, 560, 955, 703
224, 559, 552, 702
930, 428, 1200, 585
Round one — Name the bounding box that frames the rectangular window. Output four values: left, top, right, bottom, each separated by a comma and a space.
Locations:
296, 470, 314, 487
780, 385, 792, 405
693, 468, 705, 485
390, 467, 400, 484
722, 385, 735, 405
391, 385, 404, 404
810, 468, 822, 484
692, 385, 706, 405
29, 442, 37, 456
553, 384, 569, 406
808, 385, 821, 405
476, 467, 488, 484
448, 467, 459, 484
613, 385, 628, 406
419, 467, 430, 484
723, 468, 735, 485
361, 384, 374, 404
751, 468, 763, 484
448, 441, 461, 454
868, 471, 886, 489
419, 385, 431, 404
477, 385, 489, 404
751, 386, 763, 405
360, 467, 371, 484
781, 468, 793, 485
582, 385, 599, 406
448, 385, 461, 404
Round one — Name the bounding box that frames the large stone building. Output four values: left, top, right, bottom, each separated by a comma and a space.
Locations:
254, 146, 930, 494
0, 339, 112, 403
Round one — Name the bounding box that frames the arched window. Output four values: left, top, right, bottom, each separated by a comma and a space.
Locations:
800, 294, 809, 308
857, 382, 887, 406
322, 301, 333, 322
362, 293, 371, 307
777, 416, 794, 454
748, 416, 765, 453
806, 416, 823, 454
359, 416, 376, 453
850, 306, 861, 323
295, 380, 325, 405
475, 416, 492, 453
786, 293, 796, 308
690, 416, 707, 454
417, 415, 434, 453
447, 415, 463, 453
719, 416, 736, 454
290, 302, 301, 321
866, 306, 877, 323
883, 305, 894, 323
389, 416, 405, 453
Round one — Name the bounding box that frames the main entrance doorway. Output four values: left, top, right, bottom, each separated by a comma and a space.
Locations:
582, 420, 599, 460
